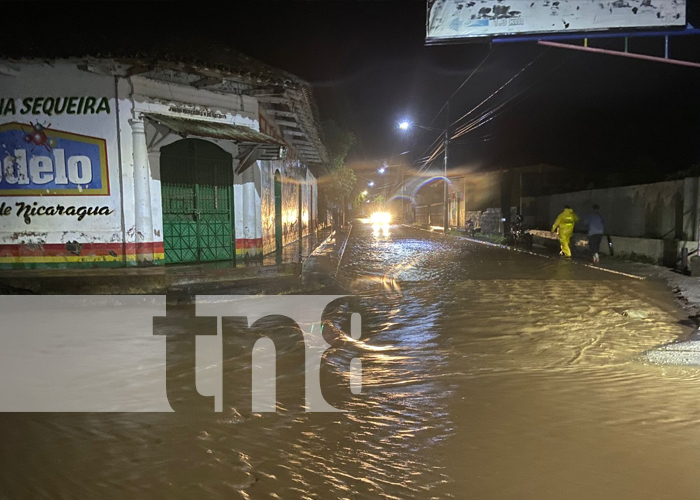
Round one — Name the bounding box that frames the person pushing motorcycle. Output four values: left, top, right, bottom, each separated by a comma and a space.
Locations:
551, 205, 579, 258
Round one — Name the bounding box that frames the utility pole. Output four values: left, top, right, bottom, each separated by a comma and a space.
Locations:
443, 101, 450, 234
401, 167, 405, 222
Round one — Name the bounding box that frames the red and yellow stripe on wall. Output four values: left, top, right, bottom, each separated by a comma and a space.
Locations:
0, 242, 165, 269
235, 238, 263, 258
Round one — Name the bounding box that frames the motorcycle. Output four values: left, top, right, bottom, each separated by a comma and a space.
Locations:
507, 215, 533, 250
465, 219, 476, 236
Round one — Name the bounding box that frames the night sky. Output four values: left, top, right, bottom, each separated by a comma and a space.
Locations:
4, 1, 700, 186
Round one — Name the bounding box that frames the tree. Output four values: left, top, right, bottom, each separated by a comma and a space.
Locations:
321, 121, 357, 226
323, 120, 357, 171
327, 164, 357, 205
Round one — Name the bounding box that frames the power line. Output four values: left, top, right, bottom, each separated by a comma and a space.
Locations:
412, 49, 548, 176
451, 48, 550, 132
409, 47, 497, 166
451, 45, 588, 142
410, 51, 548, 175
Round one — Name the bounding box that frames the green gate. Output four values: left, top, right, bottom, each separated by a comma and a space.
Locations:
161, 139, 235, 264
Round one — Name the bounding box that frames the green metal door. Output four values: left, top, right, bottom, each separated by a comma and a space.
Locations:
161, 139, 235, 264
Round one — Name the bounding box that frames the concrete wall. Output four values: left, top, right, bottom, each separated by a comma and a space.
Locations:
528, 179, 700, 265
533, 179, 699, 240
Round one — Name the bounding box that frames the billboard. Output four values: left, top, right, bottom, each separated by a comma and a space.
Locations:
0, 122, 109, 196
427, 0, 687, 43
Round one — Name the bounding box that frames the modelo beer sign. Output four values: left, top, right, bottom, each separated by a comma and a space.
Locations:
0, 122, 108, 196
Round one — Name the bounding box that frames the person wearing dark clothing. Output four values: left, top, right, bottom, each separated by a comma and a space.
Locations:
582, 204, 607, 263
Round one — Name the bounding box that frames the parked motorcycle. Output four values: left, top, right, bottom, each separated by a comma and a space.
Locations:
507, 215, 533, 250
457, 219, 480, 238
465, 219, 476, 236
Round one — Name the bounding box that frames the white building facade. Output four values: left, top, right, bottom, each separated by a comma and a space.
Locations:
0, 57, 328, 268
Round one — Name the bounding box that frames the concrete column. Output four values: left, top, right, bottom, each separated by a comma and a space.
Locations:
129, 118, 154, 263
241, 166, 260, 257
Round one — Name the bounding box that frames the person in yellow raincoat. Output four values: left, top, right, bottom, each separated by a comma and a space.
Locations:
551, 205, 579, 257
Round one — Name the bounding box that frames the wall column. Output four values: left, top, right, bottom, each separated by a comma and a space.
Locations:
129, 118, 154, 264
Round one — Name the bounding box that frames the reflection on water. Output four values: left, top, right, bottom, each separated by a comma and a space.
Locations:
1, 224, 700, 499
372, 222, 390, 238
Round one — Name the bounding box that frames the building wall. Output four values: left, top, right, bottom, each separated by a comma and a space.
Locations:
0, 60, 321, 268
130, 74, 259, 262
0, 62, 124, 268
258, 109, 317, 258
259, 160, 317, 257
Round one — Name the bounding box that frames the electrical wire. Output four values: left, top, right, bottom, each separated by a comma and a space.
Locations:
409, 48, 497, 170
412, 49, 548, 176
452, 45, 586, 141
451, 48, 550, 134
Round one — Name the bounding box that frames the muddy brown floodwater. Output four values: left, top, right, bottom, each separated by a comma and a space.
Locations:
1, 222, 700, 499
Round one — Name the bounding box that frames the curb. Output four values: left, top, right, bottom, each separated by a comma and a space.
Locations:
334, 223, 353, 278
404, 224, 645, 281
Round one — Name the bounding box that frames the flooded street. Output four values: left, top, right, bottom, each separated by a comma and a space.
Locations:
2, 222, 700, 499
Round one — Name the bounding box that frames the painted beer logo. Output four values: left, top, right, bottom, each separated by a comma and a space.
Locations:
0, 122, 109, 196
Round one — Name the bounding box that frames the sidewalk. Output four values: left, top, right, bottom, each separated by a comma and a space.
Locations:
301, 223, 352, 290
0, 227, 335, 297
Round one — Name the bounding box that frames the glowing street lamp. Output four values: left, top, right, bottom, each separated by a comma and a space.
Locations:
368, 181, 375, 187
362, 190, 368, 196
378, 167, 386, 174
397, 110, 451, 234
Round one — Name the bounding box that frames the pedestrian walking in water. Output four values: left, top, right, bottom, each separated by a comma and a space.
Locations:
551, 205, 578, 258
582, 204, 607, 263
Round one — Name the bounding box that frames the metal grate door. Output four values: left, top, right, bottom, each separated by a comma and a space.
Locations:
161, 139, 235, 264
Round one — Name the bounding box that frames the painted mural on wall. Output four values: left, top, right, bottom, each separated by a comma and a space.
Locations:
260, 160, 316, 256
0, 63, 124, 269
1, 122, 109, 196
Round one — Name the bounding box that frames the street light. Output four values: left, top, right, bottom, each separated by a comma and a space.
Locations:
378, 167, 386, 174
368, 181, 375, 187
362, 190, 368, 196
397, 107, 451, 234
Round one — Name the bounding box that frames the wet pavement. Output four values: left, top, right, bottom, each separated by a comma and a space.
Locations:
0, 228, 333, 296
2, 221, 700, 499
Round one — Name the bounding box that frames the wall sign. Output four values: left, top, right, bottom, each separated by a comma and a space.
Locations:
0, 97, 111, 116
0, 122, 109, 196
168, 105, 226, 119
0, 201, 114, 225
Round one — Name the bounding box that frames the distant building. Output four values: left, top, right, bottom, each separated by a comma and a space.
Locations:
446, 164, 572, 232
0, 53, 328, 268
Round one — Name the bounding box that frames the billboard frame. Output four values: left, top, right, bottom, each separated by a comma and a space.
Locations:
425, 0, 690, 46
